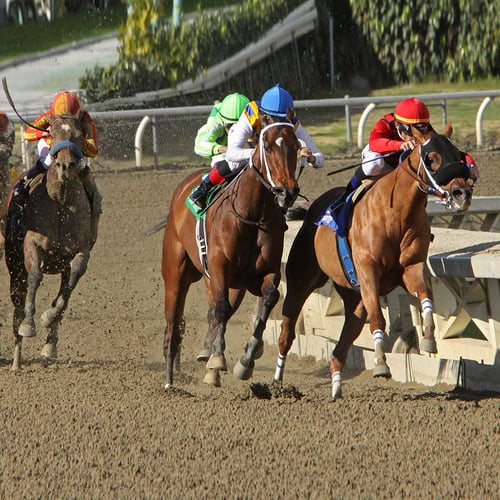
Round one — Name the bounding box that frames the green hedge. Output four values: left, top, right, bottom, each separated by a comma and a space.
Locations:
80, 0, 499, 105
348, 0, 499, 84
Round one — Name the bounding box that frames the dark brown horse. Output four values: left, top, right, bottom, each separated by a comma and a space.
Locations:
162, 120, 301, 388
5, 116, 98, 370
274, 125, 473, 399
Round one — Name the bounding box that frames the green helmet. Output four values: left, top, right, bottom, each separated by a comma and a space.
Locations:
218, 93, 250, 125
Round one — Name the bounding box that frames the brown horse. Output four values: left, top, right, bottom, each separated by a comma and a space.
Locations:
4, 116, 98, 370
274, 125, 473, 399
162, 119, 301, 388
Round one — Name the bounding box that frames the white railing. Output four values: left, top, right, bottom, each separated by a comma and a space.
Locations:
16, 90, 499, 169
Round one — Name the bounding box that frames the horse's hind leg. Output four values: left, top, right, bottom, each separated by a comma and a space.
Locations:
233, 277, 280, 381
274, 225, 327, 384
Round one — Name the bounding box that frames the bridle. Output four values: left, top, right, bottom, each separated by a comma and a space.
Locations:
398, 142, 470, 210
249, 122, 296, 195
229, 121, 298, 227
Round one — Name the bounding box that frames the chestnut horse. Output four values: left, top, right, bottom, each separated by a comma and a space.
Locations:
162, 120, 301, 388
274, 125, 473, 399
4, 116, 98, 370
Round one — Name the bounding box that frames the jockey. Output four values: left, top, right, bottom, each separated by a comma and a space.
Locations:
331, 97, 479, 214
194, 92, 250, 162
190, 92, 249, 208
189, 84, 324, 209
14, 91, 102, 238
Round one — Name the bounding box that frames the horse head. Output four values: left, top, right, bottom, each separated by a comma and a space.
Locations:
46, 116, 85, 190
253, 116, 301, 209
408, 124, 473, 212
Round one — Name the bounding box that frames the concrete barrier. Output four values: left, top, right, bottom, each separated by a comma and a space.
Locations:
265, 213, 500, 393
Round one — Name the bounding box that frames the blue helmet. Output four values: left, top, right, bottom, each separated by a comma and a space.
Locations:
259, 84, 294, 118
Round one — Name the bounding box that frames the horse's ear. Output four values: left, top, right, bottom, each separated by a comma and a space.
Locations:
286, 107, 295, 123
443, 122, 453, 138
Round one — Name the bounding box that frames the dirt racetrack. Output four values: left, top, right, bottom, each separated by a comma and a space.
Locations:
0, 151, 499, 498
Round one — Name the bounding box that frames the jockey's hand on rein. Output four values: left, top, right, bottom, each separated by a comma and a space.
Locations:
300, 147, 316, 165
399, 140, 416, 151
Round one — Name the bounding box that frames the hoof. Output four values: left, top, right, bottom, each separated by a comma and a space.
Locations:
18, 322, 36, 338
40, 310, 56, 328
332, 382, 342, 400
203, 368, 221, 387
233, 359, 254, 380
196, 348, 211, 362
373, 359, 392, 378
206, 354, 227, 371
40, 343, 57, 359
420, 337, 438, 354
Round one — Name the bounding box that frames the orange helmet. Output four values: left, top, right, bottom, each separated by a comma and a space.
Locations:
51, 91, 83, 118
394, 97, 430, 125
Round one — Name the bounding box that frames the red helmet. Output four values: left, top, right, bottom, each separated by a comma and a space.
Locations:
51, 91, 83, 118
394, 97, 430, 125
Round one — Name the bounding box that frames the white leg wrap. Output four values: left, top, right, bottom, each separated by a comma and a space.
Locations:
331, 371, 342, 400
373, 329, 384, 345
274, 353, 286, 381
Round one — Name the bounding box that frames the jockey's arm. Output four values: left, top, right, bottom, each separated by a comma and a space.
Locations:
295, 124, 324, 168
194, 120, 226, 158
226, 115, 254, 165
81, 113, 98, 158
23, 113, 51, 141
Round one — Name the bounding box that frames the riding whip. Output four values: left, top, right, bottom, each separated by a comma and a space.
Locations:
326, 150, 400, 176
1, 76, 46, 131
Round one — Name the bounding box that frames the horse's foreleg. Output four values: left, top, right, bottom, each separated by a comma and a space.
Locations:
233, 277, 279, 381
402, 262, 437, 354
18, 264, 43, 338
330, 290, 367, 399
205, 296, 231, 372
41, 253, 89, 329
10, 269, 27, 370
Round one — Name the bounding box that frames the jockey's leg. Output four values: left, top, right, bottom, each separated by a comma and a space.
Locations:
330, 166, 366, 216
80, 165, 102, 244
190, 160, 232, 209
12, 159, 47, 211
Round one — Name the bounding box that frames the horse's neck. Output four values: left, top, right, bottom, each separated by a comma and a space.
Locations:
236, 166, 272, 208
372, 163, 429, 223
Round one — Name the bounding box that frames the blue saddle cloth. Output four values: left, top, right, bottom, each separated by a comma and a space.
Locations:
314, 191, 356, 237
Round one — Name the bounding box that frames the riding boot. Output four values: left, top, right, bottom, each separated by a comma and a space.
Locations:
190, 175, 215, 209
80, 165, 102, 245
331, 166, 367, 216
190, 160, 232, 209
12, 159, 47, 211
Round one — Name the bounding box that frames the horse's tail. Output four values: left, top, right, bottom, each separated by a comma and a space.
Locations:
144, 214, 168, 236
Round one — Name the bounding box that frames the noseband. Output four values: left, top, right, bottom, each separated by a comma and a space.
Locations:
49, 140, 84, 159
